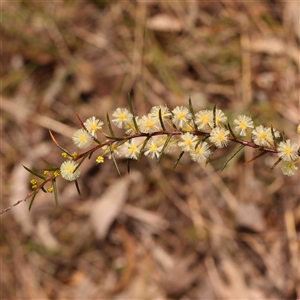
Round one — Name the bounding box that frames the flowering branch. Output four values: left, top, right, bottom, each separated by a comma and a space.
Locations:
1, 99, 299, 215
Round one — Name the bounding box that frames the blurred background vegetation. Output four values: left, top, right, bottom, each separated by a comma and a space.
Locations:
1, 1, 299, 299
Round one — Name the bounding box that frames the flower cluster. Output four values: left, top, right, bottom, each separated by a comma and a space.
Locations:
56, 103, 299, 183
10, 100, 298, 215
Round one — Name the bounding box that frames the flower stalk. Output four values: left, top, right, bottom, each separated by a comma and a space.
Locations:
1, 100, 299, 215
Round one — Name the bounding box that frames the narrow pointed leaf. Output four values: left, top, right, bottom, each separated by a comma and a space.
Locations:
76, 113, 86, 130
93, 136, 102, 145
106, 136, 125, 140
28, 189, 39, 211
106, 112, 115, 137
74, 153, 88, 173
206, 148, 215, 165
49, 130, 59, 146
22, 165, 46, 180
221, 145, 244, 172
58, 145, 73, 157
157, 134, 173, 166
138, 136, 151, 161
227, 123, 237, 140
127, 159, 131, 174
75, 179, 81, 196
52, 180, 59, 208
174, 151, 185, 169
271, 125, 282, 146
110, 145, 121, 176
44, 167, 60, 172
188, 97, 198, 130
158, 109, 166, 131
49, 131, 72, 156
42, 159, 54, 168
127, 93, 140, 133
213, 105, 216, 128
49, 130, 72, 156
270, 157, 282, 170
243, 151, 267, 165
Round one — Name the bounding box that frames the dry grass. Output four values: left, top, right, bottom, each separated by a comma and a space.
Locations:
1, 1, 299, 299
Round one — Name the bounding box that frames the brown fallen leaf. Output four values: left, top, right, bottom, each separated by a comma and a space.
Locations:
89, 177, 130, 240
236, 203, 265, 233
108, 226, 136, 295
161, 253, 202, 297
147, 14, 183, 32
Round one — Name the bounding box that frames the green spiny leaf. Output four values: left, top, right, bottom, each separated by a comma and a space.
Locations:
106, 112, 115, 137
188, 96, 198, 130
22, 165, 46, 180
52, 179, 59, 208
227, 123, 237, 140
270, 157, 282, 170
174, 151, 185, 169
106, 136, 125, 140
221, 145, 244, 172
213, 105, 216, 128
74, 153, 88, 173
244, 151, 267, 165
138, 136, 151, 161
158, 109, 166, 131
127, 159, 131, 174
28, 189, 39, 211
127, 93, 140, 133
75, 179, 81, 196
110, 144, 121, 176
157, 134, 173, 166
42, 159, 54, 168
206, 148, 215, 165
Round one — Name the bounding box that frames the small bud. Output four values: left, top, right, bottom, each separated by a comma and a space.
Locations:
47, 186, 54, 193
32, 185, 38, 189
62, 152, 68, 158
43, 170, 49, 175
96, 156, 104, 164
54, 170, 60, 177
30, 179, 37, 185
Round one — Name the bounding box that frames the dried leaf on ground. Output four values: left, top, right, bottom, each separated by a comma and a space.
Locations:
89, 177, 130, 240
